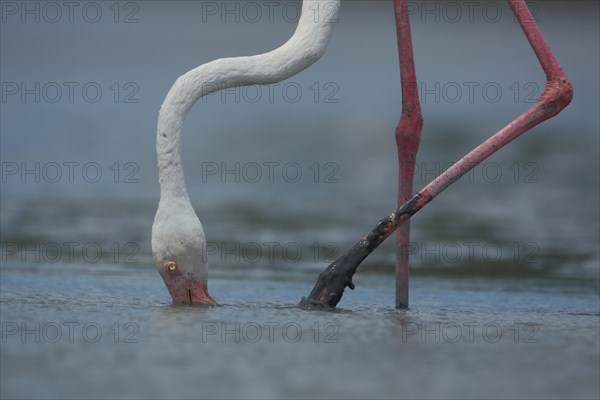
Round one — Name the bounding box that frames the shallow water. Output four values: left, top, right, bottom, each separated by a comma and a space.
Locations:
1, 262, 599, 399
1, 1, 599, 399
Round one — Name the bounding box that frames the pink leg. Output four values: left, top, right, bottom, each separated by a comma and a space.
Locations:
418, 0, 573, 201
301, 0, 572, 309
393, 0, 422, 309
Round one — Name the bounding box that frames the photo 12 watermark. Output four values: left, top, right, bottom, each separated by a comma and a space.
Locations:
402, 161, 540, 185
1, 241, 140, 264
200, 81, 339, 104
1, 1, 140, 24
1, 321, 139, 343
1, 82, 140, 104
413, 81, 541, 105
400, 321, 540, 344
200, 321, 339, 343
1, 161, 140, 184
402, 1, 540, 24
199, 1, 340, 24
401, 240, 540, 265
203, 241, 339, 264
199, 161, 340, 184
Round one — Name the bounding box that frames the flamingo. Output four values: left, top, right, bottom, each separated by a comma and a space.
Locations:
302, 0, 572, 309
151, 0, 572, 307
151, 0, 340, 303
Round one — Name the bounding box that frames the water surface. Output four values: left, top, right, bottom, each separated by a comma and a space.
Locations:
1, 1, 599, 398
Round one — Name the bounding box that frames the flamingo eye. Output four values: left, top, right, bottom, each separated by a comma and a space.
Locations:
166, 262, 177, 271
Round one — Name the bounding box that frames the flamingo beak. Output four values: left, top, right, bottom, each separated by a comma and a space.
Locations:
162, 275, 216, 304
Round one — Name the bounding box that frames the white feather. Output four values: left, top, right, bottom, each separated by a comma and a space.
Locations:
152, 0, 340, 285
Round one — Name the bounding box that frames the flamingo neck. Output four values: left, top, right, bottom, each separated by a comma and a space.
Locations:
156, 0, 339, 201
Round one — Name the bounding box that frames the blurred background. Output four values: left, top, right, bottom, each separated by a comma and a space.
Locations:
1, 0, 598, 277
1, 1, 599, 399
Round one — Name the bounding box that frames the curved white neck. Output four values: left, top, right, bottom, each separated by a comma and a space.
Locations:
156, 0, 340, 201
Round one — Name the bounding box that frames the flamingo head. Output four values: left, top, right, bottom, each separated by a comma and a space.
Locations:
151, 200, 216, 305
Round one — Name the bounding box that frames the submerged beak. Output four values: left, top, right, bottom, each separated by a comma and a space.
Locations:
162, 275, 216, 304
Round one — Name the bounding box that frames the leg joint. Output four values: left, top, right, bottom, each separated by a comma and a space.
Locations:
537, 75, 573, 119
